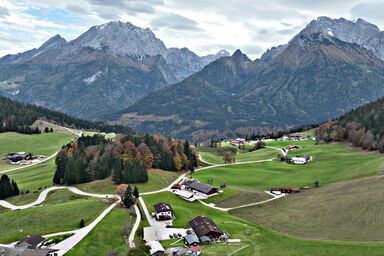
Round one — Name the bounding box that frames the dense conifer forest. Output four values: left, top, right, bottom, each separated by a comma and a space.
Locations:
0, 95, 132, 134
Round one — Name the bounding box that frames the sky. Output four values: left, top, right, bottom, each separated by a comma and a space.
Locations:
0, 0, 384, 59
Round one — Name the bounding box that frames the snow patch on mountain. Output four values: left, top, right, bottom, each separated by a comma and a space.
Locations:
84, 71, 103, 84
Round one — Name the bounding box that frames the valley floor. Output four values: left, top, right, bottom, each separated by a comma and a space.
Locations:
5, 131, 384, 256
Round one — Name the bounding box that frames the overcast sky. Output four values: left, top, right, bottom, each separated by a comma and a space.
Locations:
0, 0, 384, 59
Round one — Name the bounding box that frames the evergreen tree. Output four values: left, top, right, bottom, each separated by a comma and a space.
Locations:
123, 186, 135, 208
0, 174, 19, 199
79, 219, 85, 228
133, 186, 140, 199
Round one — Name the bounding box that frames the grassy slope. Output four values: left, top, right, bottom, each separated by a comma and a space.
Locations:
143, 192, 384, 256
66, 207, 134, 256
232, 175, 384, 242
76, 169, 180, 194
0, 195, 107, 243
193, 141, 383, 192
5, 158, 56, 193
197, 147, 277, 165
0, 132, 71, 171
31, 120, 81, 138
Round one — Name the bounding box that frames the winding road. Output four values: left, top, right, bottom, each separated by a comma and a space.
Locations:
1, 145, 285, 255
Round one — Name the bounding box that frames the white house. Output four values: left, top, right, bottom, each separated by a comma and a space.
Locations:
153, 202, 173, 221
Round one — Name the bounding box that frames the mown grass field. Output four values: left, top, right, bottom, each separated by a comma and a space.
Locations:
0, 191, 107, 243
193, 142, 384, 194
31, 120, 81, 138
0, 132, 71, 171
76, 169, 180, 194
66, 207, 134, 256
232, 175, 384, 242
197, 147, 278, 164
142, 191, 384, 256
5, 158, 56, 193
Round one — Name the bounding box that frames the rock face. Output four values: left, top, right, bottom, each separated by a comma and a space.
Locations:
262, 17, 384, 61
114, 18, 384, 139
0, 21, 228, 118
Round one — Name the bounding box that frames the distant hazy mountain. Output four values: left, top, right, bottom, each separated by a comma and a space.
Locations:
113, 17, 384, 140
0, 21, 229, 118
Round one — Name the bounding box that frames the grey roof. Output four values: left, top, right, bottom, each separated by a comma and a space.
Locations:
199, 235, 212, 243
184, 234, 199, 245
184, 180, 217, 194
16, 235, 45, 248
0, 246, 58, 256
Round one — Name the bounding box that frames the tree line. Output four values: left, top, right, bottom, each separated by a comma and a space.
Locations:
0, 95, 132, 134
53, 134, 198, 185
315, 121, 384, 152
0, 174, 19, 199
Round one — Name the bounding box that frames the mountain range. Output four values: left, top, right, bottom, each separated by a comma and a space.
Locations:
3, 17, 384, 141
0, 21, 229, 118
112, 17, 384, 140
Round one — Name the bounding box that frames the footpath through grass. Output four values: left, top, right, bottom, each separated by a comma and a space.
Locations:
194, 142, 383, 192
5, 158, 56, 193
232, 175, 384, 242
143, 191, 384, 256
66, 207, 133, 256
197, 147, 277, 165
0, 132, 71, 171
0, 194, 107, 243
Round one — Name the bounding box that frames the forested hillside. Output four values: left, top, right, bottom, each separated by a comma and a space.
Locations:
54, 134, 197, 185
315, 96, 384, 152
0, 95, 132, 134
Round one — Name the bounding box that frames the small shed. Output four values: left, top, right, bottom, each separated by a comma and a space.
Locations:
146, 241, 165, 256
184, 234, 199, 245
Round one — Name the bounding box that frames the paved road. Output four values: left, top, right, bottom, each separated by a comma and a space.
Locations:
0, 152, 58, 175
0, 186, 119, 210
0, 130, 82, 175
198, 192, 286, 211
138, 197, 154, 226
128, 204, 141, 248
1, 143, 284, 254
51, 200, 120, 255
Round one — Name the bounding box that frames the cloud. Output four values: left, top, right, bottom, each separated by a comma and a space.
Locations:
0, 6, 10, 17
350, 2, 384, 25
151, 13, 201, 31
1, 0, 384, 59
65, 4, 88, 14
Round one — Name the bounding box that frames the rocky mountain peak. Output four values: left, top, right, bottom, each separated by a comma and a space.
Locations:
301, 16, 384, 60
39, 34, 67, 51
71, 20, 167, 57
231, 49, 251, 62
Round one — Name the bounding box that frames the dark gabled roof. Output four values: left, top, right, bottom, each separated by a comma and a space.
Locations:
184, 180, 217, 194
153, 202, 173, 213
16, 235, 45, 248
188, 216, 223, 238
20, 249, 58, 256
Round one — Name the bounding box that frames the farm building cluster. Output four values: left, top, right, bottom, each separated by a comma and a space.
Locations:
145, 200, 230, 256
280, 135, 312, 141
286, 155, 312, 164
3, 152, 46, 165
170, 179, 221, 202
